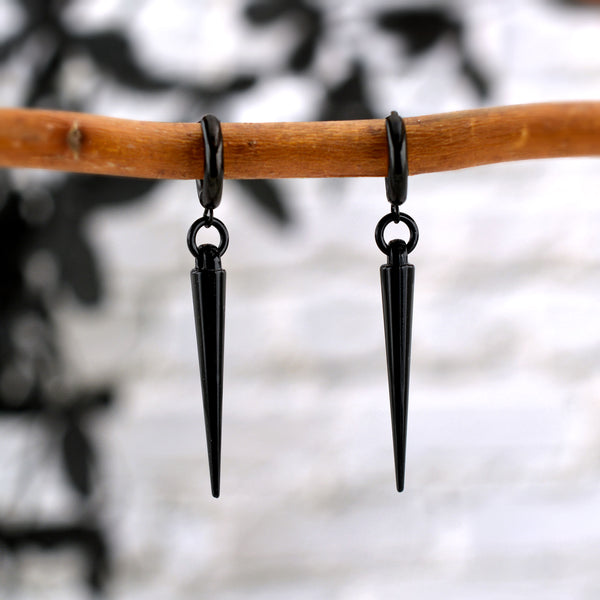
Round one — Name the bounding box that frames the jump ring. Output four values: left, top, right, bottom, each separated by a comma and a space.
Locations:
187, 216, 229, 258
375, 211, 419, 255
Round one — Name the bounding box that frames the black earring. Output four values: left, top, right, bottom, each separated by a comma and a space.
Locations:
375, 111, 419, 492
187, 114, 228, 498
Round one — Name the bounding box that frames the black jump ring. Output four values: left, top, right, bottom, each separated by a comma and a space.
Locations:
385, 110, 408, 207
196, 114, 223, 211
375, 211, 419, 255
187, 216, 229, 258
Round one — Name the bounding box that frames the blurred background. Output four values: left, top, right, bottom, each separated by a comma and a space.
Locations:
1, 0, 600, 598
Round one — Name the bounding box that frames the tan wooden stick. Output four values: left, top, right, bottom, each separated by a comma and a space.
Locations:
1, 102, 599, 179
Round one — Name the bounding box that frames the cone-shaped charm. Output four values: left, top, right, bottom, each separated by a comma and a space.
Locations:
380, 239, 415, 492
191, 244, 226, 498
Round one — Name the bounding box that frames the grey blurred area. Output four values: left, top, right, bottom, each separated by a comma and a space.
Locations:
1, 0, 600, 598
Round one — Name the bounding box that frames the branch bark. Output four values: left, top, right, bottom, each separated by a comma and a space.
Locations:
1, 102, 599, 179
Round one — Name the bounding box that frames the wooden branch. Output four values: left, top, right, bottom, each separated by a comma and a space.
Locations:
1, 102, 600, 179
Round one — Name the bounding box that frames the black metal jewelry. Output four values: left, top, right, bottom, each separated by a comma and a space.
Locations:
188, 114, 228, 498
376, 110, 419, 492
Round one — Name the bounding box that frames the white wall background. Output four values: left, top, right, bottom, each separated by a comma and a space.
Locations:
2, 0, 600, 598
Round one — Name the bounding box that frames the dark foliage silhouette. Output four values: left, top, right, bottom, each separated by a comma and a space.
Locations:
377, 8, 490, 99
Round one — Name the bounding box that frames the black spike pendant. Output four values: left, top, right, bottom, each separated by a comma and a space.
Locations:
380, 239, 414, 492
190, 243, 226, 498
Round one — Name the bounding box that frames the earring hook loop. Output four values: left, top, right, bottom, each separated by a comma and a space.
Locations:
196, 114, 224, 211
385, 111, 408, 208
